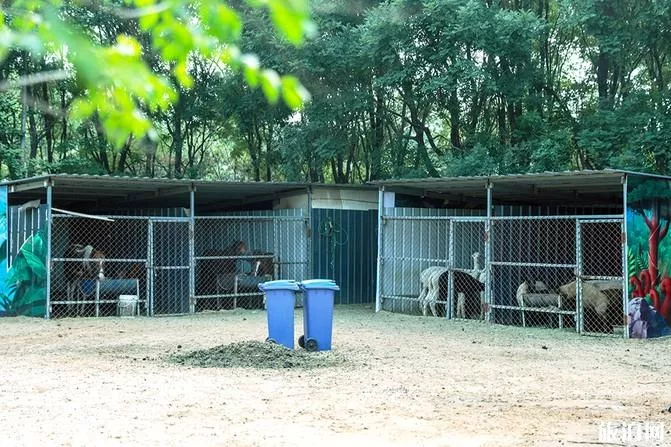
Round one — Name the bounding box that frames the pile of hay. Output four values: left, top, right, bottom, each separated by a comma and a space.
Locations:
168, 340, 345, 369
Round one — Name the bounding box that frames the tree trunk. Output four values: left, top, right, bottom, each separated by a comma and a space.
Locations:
172, 100, 184, 179
645, 201, 670, 286
449, 89, 461, 150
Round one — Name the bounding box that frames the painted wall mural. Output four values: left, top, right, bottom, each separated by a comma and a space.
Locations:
627, 176, 671, 338
0, 186, 48, 317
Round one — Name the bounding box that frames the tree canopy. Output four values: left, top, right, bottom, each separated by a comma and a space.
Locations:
2, 0, 671, 182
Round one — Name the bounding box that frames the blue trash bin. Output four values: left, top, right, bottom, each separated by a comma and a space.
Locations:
298, 279, 340, 351
258, 280, 300, 349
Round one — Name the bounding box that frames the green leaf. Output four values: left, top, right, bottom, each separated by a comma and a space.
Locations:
0, 239, 7, 264
281, 75, 310, 110
174, 61, 193, 88
260, 69, 281, 104
20, 250, 46, 281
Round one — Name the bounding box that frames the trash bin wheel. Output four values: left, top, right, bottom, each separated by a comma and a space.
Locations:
305, 338, 318, 352
298, 335, 305, 349
266, 337, 277, 344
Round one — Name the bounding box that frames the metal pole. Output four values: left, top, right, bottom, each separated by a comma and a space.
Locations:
148, 220, 154, 316
307, 185, 313, 281
576, 220, 583, 334
189, 185, 196, 314
622, 175, 629, 339
45, 180, 53, 319
375, 186, 384, 312
485, 181, 493, 323
448, 219, 454, 319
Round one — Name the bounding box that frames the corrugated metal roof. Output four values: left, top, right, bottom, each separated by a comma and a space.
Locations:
0, 174, 375, 209
368, 169, 671, 204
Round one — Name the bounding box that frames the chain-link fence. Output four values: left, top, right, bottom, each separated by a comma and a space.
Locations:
449, 219, 487, 320
378, 216, 487, 319
49, 212, 310, 318
378, 212, 625, 335
379, 216, 450, 316
577, 219, 626, 335
50, 215, 148, 318
487, 216, 624, 335
490, 217, 577, 330
193, 215, 309, 311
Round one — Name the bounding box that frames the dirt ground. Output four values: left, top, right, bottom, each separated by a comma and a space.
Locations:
1, 305, 670, 447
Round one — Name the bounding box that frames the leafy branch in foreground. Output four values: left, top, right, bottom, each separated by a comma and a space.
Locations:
0, 0, 313, 148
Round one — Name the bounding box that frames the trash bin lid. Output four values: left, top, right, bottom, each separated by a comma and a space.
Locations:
258, 280, 300, 292
299, 279, 340, 291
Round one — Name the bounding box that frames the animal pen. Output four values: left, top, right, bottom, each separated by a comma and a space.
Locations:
0, 175, 377, 320
375, 170, 671, 339
0, 175, 315, 319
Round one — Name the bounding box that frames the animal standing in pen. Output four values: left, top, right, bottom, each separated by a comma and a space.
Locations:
63, 244, 106, 316
445, 270, 485, 319
418, 266, 449, 317
419, 252, 486, 318
197, 241, 248, 298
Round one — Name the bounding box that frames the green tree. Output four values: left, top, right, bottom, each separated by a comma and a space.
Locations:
0, 0, 312, 154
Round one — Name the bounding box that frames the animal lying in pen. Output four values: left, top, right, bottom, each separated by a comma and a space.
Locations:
558, 280, 622, 332
515, 280, 562, 327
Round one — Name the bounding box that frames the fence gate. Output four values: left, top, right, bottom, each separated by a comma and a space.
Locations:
378, 215, 451, 315
149, 218, 191, 315
577, 219, 625, 335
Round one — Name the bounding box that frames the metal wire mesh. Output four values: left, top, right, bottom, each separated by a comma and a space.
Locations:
487, 217, 625, 335
378, 216, 487, 319
577, 220, 625, 335
193, 216, 309, 311
490, 217, 577, 329
379, 217, 450, 316
450, 220, 487, 320
50, 216, 148, 318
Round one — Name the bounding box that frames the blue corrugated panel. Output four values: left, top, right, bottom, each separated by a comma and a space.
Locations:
311, 209, 377, 305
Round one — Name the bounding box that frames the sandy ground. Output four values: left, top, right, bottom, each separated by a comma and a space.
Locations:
1, 305, 670, 447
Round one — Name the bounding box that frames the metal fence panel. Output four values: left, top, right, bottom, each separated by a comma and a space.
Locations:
490, 217, 577, 329
450, 219, 487, 320
150, 219, 190, 315
578, 220, 625, 335
193, 212, 309, 311
312, 209, 377, 305
50, 215, 149, 318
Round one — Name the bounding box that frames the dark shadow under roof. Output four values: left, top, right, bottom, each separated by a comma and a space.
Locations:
371, 169, 671, 206
1, 174, 377, 211
1, 175, 311, 210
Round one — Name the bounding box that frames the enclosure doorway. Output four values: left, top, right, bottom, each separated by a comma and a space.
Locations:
149, 218, 191, 315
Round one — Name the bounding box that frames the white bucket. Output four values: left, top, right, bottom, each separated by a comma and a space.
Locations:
118, 295, 139, 317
